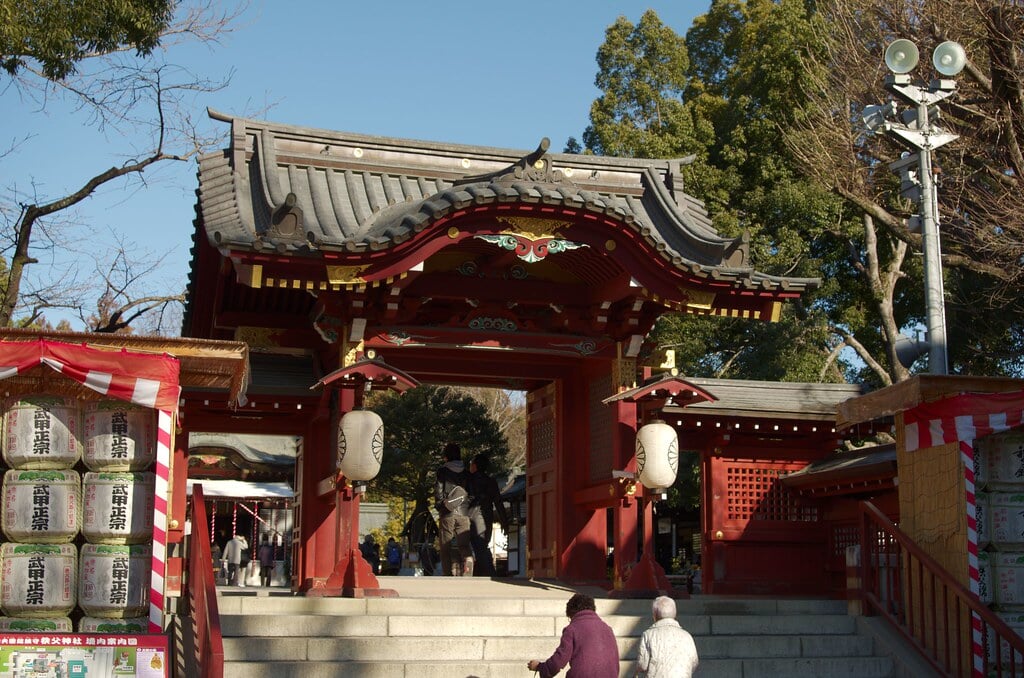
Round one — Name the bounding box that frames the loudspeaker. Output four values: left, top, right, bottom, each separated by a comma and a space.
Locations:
885, 39, 920, 74
895, 333, 929, 369
933, 41, 967, 77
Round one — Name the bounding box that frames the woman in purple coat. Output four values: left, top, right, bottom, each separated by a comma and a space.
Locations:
527, 593, 619, 677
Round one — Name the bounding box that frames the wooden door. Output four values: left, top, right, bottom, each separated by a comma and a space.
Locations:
526, 383, 558, 577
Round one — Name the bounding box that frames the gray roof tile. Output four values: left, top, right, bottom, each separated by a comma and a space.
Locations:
195, 112, 820, 293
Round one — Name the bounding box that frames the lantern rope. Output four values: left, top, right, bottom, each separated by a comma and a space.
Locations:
210, 500, 217, 544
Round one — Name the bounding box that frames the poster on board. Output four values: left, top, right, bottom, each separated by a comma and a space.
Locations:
0, 634, 167, 677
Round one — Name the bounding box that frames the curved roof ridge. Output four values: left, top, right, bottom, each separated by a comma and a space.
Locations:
208, 108, 674, 172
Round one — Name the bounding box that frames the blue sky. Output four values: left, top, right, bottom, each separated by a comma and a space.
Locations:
3, 1, 709, 330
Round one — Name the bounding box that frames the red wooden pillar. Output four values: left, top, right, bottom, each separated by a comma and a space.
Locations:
300, 388, 394, 597
611, 397, 639, 588
300, 356, 415, 597
701, 449, 716, 594
558, 370, 609, 582
296, 392, 339, 589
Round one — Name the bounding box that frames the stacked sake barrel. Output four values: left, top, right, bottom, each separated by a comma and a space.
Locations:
973, 431, 1024, 662
0, 396, 156, 633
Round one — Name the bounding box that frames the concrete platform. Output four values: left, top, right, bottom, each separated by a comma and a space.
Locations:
218, 575, 605, 599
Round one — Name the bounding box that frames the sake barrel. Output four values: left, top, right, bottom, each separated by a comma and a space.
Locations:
979, 432, 1024, 491
2, 397, 81, 469
992, 551, 1024, 608
82, 401, 156, 472
0, 616, 73, 632
988, 611, 1024, 667
82, 472, 154, 544
79, 615, 149, 633
978, 550, 994, 605
986, 492, 1024, 548
977, 491, 990, 548
78, 543, 150, 618
2, 469, 80, 543
0, 542, 76, 617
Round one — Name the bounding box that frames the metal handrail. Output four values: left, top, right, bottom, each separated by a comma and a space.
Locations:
859, 500, 1024, 677
188, 484, 225, 678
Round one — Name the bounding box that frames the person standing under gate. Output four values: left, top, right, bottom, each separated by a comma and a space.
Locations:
434, 442, 473, 576
222, 534, 248, 586
634, 596, 699, 678
402, 498, 440, 575
527, 593, 619, 678
467, 453, 509, 576
257, 534, 276, 587
359, 534, 380, 575
383, 536, 402, 575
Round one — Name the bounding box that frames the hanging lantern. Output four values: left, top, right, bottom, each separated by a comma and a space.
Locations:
635, 421, 679, 491
336, 409, 384, 481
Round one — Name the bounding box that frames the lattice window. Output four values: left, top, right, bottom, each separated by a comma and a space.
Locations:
531, 415, 555, 462
831, 523, 859, 557
588, 373, 613, 483
725, 465, 819, 522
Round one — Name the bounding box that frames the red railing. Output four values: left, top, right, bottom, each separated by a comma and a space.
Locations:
858, 500, 1024, 677
188, 485, 225, 678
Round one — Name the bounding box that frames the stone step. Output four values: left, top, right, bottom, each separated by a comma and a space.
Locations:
696, 633, 875, 659
215, 590, 848, 618
221, 656, 894, 678
696, 656, 894, 678
211, 585, 894, 678
222, 632, 876, 662
220, 611, 856, 639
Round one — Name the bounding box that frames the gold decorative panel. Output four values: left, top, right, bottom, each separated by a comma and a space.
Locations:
326, 265, 368, 285
496, 216, 571, 240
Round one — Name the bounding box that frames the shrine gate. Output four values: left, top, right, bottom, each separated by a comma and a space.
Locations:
180, 112, 818, 594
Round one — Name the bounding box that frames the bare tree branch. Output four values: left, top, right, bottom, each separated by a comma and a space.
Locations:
1, 3, 244, 331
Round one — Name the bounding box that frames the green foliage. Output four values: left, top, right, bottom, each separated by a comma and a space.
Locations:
361, 494, 409, 546
584, 2, 861, 382
0, 0, 173, 79
365, 385, 510, 509
583, 10, 699, 160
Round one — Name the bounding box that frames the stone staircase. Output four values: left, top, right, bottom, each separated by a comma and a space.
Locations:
205, 578, 901, 678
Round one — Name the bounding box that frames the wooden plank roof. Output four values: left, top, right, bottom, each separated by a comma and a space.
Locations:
836, 374, 1024, 429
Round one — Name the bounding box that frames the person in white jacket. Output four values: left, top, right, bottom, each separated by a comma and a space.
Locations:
222, 534, 249, 586
635, 596, 699, 678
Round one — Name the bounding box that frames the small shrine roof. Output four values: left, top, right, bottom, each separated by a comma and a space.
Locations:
662, 377, 868, 422
189, 432, 299, 465
780, 443, 897, 495
195, 111, 819, 294
602, 372, 717, 407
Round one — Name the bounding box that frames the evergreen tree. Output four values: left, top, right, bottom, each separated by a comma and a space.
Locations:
366, 386, 511, 510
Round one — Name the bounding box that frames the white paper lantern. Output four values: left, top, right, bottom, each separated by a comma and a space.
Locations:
336, 409, 384, 481
636, 421, 679, 491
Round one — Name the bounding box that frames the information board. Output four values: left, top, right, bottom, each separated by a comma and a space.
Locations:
0, 634, 167, 677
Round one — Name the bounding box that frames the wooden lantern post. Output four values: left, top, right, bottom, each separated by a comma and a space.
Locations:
306, 356, 418, 598
605, 374, 717, 597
